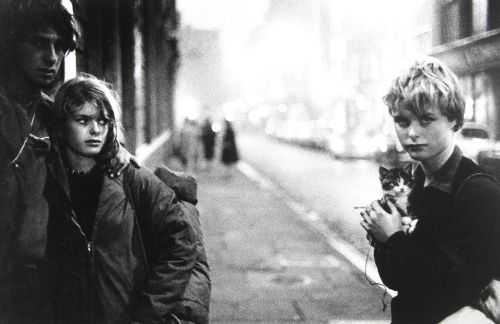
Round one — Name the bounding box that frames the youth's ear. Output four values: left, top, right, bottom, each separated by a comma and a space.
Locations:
379, 166, 389, 178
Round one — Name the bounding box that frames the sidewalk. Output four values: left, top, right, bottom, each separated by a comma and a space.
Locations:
178, 162, 390, 324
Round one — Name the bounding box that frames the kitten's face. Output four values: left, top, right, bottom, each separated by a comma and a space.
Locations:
379, 167, 414, 198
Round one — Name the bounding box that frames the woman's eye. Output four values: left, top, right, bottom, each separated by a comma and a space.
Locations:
420, 117, 435, 126
98, 119, 110, 126
76, 118, 89, 125
395, 119, 409, 127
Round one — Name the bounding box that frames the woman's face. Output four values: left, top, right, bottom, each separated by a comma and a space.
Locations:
64, 101, 110, 159
392, 105, 456, 164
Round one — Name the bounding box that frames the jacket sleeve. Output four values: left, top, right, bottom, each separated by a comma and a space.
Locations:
374, 177, 500, 302
131, 168, 197, 323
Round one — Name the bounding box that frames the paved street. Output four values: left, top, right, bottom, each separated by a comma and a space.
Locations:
189, 136, 392, 323
236, 132, 382, 253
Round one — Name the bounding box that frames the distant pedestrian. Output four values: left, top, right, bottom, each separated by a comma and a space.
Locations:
201, 118, 216, 170
179, 118, 201, 172
221, 120, 239, 176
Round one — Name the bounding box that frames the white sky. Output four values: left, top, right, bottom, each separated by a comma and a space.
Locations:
177, 0, 429, 30
177, 0, 270, 31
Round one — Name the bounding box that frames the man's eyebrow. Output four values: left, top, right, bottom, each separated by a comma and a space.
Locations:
71, 114, 90, 118
29, 34, 62, 41
72, 113, 110, 118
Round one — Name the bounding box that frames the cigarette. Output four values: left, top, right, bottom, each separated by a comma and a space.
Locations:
354, 206, 367, 209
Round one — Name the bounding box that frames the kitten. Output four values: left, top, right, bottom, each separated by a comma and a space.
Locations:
379, 166, 417, 235
379, 166, 414, 216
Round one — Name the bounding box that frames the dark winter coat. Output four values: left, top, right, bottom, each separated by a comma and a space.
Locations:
374, 147, 500, 324
221, 124, 238, 165
0, 84, 59, 323
201, 121, 216, 160
45, 162, 197, 324
154, 165, 211, 324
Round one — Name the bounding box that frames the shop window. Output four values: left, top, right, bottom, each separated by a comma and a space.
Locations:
460, 75, 475, 120
460, 73, 491, 125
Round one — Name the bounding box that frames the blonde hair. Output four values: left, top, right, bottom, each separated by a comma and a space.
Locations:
383, 57, 465, 131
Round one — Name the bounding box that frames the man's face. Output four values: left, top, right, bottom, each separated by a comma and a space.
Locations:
15, 26, 68, 89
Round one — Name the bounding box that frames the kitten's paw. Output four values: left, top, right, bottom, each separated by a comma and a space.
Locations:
408, 219, 418, 234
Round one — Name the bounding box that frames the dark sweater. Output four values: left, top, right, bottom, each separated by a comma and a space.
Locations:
374, 147, 500, 324
67, 169, 104, 239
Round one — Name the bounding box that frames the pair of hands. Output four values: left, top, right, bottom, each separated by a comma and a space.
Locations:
360, 200, 404, 243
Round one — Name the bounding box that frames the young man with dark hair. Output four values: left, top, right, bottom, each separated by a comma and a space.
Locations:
0, 1, 132, 322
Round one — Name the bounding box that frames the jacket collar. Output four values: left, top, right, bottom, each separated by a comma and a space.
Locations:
44, 142, 71, 198
414, 146, 463, 193
0, 85, 49, 152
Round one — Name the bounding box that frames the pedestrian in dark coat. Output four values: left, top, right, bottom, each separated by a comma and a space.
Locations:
201, 118, 216, 162
221, 120, 239, 166
46, 74, 198, 324
360, 58, 500, 324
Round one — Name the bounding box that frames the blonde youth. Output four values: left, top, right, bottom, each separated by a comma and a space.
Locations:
383, 58, 465, 131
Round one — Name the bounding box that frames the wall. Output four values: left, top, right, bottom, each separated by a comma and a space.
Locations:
72, 0, 179, 165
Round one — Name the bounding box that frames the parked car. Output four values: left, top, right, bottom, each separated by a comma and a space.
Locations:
327, 130, 377, 159
456, 122, 495, 162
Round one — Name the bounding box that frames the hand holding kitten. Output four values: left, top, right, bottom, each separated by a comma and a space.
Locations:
360, 200, 404, 243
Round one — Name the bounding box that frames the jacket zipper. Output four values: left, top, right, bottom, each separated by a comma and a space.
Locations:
70, 211, 92, 253
49, 157, 97, 319
69, 210, 96, 319
69, 210, 95, 283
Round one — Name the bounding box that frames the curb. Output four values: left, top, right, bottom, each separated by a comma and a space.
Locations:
236, 161, 397, 298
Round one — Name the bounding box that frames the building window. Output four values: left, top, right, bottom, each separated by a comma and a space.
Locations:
441, 0, 472, 42
442, 0, 461, 42
472, 0, 488, 34
488, 0, 500, 29
460, 73, 490, 125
